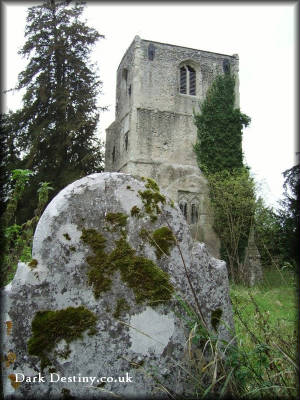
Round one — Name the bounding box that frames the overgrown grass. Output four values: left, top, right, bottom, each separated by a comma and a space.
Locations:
229, 268, 298, 398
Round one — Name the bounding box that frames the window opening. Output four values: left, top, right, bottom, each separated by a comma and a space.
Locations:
191, 204, 198, 223
223, 59, 230, 74
148, 44, 155, 61
112, 146, 116, 163
125, 132, 128, 151
122, 68, 128, 82
179, 201, 188, 220
180, 67, 187, 94
128, 85, 131, 96
180, 65, 196, 95
122, 68, 128, 92
188, 66, 196, 95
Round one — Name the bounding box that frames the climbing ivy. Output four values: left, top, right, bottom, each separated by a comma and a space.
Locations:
194, 72, 255, 282
194, 72, 250, 175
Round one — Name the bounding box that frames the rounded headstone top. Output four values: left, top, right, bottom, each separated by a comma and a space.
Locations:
2, 172, 234, 398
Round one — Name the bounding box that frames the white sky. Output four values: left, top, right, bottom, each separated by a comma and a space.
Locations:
3, 2, 297, 208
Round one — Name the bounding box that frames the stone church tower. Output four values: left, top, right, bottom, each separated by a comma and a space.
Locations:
105, 36, 239, 257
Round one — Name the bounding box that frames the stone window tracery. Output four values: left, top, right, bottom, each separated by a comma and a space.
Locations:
180, 65, 196, 95
178, 191, 200, 224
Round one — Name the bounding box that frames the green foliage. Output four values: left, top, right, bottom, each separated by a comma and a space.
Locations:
1, 170, 54, 286
277, 164, 300, 268
3, 0, 105, 222
3, 169, 33, 225
254, 198, 284, 268
194, 73, 250, 174
254, 164, 299, 271
211, 308, 223, 332
193, 72, 254, 284
27, 306, 97, 370
208, 168, 256, 282
229, 269, 298, 398
174, 269, 297, 398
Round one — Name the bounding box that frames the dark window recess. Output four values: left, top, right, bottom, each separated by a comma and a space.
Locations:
148, 44, 155, 61
191, 204, 198, 223
183, 203, 187, 219
122, 68, 128, 82
180, 67, 187, 94
128, 85, 131, 96
112, 146, 116, 163
179, 202, 188, 220
188, 66, 196, 95
125, 132, 128, 151
223, 59, 230, 74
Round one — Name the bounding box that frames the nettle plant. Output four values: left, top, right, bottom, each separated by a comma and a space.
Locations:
2, 169, 53, 286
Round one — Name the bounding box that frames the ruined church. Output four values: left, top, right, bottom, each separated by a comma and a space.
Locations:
105, 36, 240, 257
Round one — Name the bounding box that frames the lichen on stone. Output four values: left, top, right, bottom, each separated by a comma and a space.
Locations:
110, 238, 174, 305
27, 306, 97, 370
113, 298, 130, 318
8, 374, 20, 390
63, 233, 71, 241
81, 228, 113, 298
6, 320, 13, 335
28, 259, 38, 269
139, 228, 150, 241
151, 227, 176, 259
138, 179, 166, 221
105, 212, 128, 228
81, 227, 174, 305
5, 351, 16, 368
145, 177, 160, 192
130, 205, 141, 218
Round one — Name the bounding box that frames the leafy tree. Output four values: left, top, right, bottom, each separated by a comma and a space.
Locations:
3, 0, 105, 222
254, 198, 283, 268
194, 72, 250, 175
277, 164, 300, 268
208, 168, 256, 282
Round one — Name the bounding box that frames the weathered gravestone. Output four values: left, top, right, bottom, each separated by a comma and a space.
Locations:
2, 173, 234, 399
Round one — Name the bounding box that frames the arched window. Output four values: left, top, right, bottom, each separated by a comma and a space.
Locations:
180, 65, 196, 95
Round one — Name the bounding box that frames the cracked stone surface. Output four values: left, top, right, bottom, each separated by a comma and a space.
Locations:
2, 172, 234, 399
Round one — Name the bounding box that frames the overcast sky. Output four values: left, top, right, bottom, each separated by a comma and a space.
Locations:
3, 2, 297, 207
